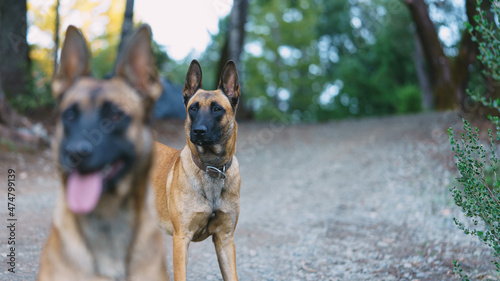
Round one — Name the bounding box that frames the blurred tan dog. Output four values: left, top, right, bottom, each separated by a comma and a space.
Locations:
152, 60, 241, 281
37, 25, 168, 281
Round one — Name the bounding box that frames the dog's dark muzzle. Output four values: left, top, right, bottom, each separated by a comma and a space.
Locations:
59, 110, 135, 189
190, 124, 220, 146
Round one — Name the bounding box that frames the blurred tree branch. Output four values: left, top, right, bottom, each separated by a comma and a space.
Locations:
413, 32, 433, 110
113, 0, 134, 75
52, 0, 60, 78
216, 0, 251, 119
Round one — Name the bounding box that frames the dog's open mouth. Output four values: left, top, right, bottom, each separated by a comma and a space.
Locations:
66, 159, 124, 214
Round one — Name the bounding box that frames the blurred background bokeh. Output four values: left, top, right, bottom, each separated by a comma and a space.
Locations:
0, 0, 495, 135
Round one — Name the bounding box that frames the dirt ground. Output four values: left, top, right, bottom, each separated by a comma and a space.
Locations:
0, 111, 497, 280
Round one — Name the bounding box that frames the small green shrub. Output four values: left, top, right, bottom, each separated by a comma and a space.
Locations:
448, 120, 500, 280
449, 0, 500, 279
9, 71, 54, 113
393, 84, 422, 114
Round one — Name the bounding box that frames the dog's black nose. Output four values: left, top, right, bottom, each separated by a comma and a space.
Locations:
193, 125, 207, 137
65, 140, 94, 157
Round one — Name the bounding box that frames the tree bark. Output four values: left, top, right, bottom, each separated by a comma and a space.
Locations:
228, 0, 248, 68
413, 32, 433, 110
216, 0, 249, 81
404, 0, 479, 111
405, 0, 455, 109
53, 0, 60, 78
0, 75, 14, 126
113, 0, 135, 75
0, 57, 49, 148
0, 0, 31, 128
216, 0, 251, 119
451, 0, 481, 109
0, 1, 50, 147
0, 0, 30, 100
0, 74, 31, 129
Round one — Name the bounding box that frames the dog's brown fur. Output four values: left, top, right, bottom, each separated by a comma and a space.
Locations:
37, 25, 168, 281
152, 60, 241, 281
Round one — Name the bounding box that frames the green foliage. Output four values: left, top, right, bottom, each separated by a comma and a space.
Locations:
321, 0, 421, 119
0, 139, 17, 152
448, 120, 500, 280
466, 0, 500, 81
453, 260, 470, 281
152, 40, 170, 74
394, 85, 422, 114
90, 40, 118, 78
449, 2, 500, 279
9, 62, 54, 113
240, 0, 421, 121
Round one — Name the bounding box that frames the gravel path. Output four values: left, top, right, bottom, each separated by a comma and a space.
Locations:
0, 112, 497, 280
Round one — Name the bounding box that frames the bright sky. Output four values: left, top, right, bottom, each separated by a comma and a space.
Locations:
27, 0, 233, 61
135, 0, 232, 60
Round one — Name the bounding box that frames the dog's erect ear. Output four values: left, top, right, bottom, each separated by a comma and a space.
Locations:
115, 24, 162, 101
52, 25, 91, 101
218, 61, 240, 108
183, 60, 202, 106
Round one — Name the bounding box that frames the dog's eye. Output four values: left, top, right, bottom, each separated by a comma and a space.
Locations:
213, 106, 222, 113
110, 110, 124, 122
109, 105, 125, 122
108, 104, 125, 122
103, 102, 126, 122
62, 107, 78, 122
189, 105, 197, 112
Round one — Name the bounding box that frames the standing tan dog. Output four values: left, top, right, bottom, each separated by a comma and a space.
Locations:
152, 60, 241, 281
37, 25, 168, 280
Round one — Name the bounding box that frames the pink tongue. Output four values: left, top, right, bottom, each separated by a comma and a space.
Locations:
67, 171, 103, 214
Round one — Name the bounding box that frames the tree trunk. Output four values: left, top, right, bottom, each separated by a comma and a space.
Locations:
0, 73, 31, 128
0, 0, 30, 100
0, 67, 50, 149
216, 0, 249, 81
413, 32, 433, 110
404, 0, 455, 109
216, 0, 251, 119
0, 0, 31, 128
0, 75, 14, 126
53, 0, 60, 78
228, 0, 248, 68
404, 0, 480, 111
113, 0, 134, 75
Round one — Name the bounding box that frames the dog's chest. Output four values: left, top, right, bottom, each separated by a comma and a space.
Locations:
80, 211, 134, 278
199, 175, 224, 211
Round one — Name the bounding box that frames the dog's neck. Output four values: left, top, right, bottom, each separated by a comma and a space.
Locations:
192, 144, 233, 167
60, 176, 147, 278
77, 197, 135, 278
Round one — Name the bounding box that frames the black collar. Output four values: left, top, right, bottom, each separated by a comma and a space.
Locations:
191, 152, 233, 179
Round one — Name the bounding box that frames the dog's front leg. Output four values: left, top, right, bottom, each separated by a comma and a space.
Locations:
172, 233, 191, 281
213, 232, 238, 281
